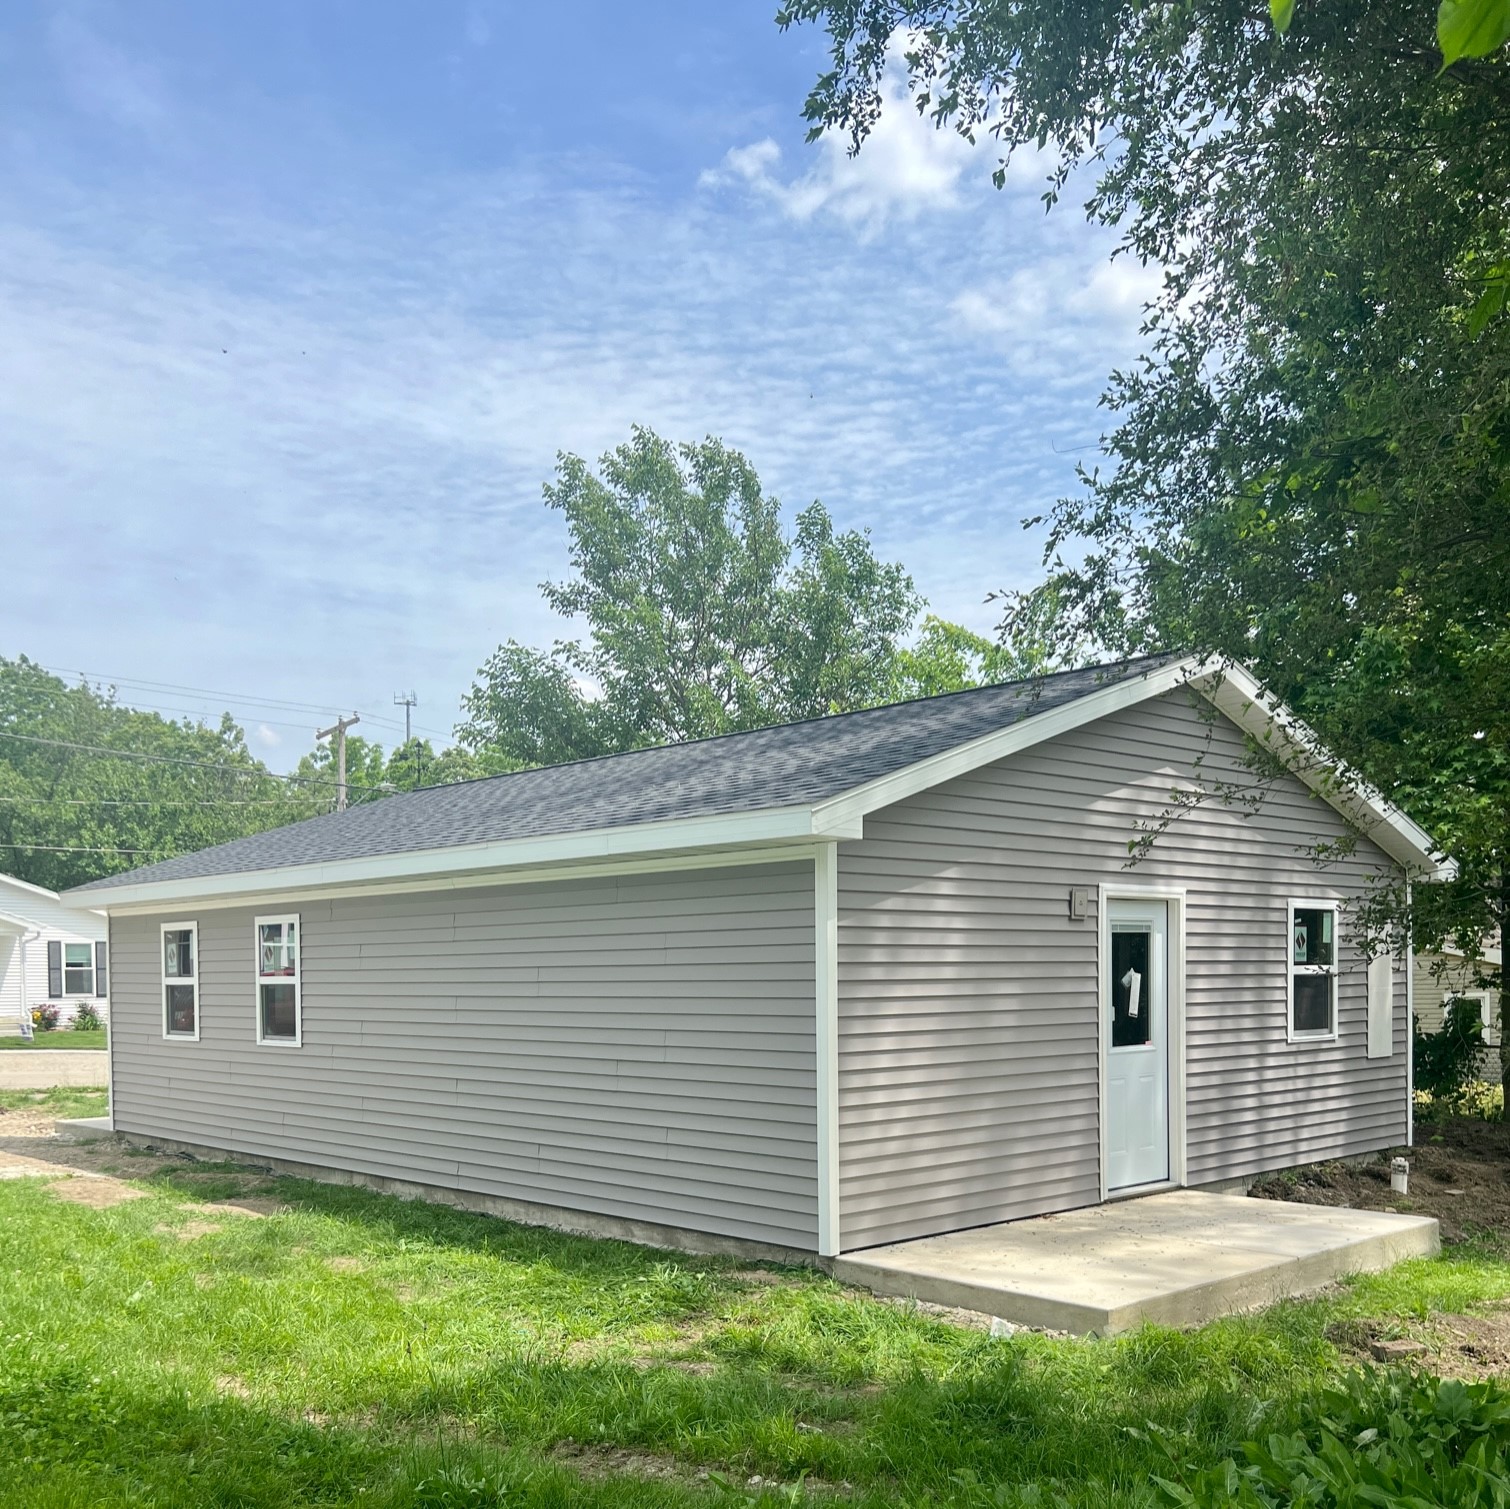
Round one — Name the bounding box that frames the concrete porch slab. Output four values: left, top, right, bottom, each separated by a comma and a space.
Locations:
830, 1190, 1440, 1335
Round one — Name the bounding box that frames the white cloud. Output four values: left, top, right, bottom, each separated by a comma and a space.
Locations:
701, 31, 1062, 237
950, 255, 1163, 378
253, 724, 283, 749
700, 48, 995, 234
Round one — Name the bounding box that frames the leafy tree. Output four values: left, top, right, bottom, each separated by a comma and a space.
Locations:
894, 595, 1086, 698
458, 427, 923, 762
0, 657, 316, 890
782, 0, 1510, 1082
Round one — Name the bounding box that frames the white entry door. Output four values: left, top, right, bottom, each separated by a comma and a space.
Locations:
1106, 898, 1170, 1192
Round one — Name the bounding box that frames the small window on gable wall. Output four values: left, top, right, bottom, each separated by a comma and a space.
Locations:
162, 923, 198, 1040
1289, 901, 1338, 1041
255, 915, 301, 1046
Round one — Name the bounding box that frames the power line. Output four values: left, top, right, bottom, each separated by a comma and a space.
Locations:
0, 730, 384, 793
0, 795, 303, 808
33, 661, 454, 742
0, 842, 165, 856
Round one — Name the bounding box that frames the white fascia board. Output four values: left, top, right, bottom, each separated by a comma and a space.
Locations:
1199, 661, 1452, 879
0, 909, 31, 933
811, 656, 1205, 832
811, 652, 1449, 880
0, 873, 61, 903
61, 804, 861, 913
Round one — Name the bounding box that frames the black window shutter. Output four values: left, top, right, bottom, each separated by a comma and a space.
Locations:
95, 941, 109, 998
47, 940, 62, 998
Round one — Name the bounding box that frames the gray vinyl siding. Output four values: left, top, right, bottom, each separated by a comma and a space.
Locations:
109, 862, 818, 1248
837, 689, 1410, 1251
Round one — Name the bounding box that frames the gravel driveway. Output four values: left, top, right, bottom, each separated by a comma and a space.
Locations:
0, 1050, 108, 1089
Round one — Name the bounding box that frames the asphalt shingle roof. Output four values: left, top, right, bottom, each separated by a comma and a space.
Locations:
71, 657, 1172, 893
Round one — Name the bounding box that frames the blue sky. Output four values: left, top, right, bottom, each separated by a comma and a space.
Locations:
0, 1, 1154, 766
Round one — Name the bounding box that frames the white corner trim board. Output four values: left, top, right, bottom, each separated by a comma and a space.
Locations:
813, 842, 841, 1258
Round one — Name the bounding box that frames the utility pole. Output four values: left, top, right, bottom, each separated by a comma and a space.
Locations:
394, 691, 417, 744
315, 713, 360, 812
394, 692, 419, 788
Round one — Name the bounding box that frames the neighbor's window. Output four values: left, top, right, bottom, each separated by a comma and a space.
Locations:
162, 923, 199, 1039
1289, 901, 1337, 1040
255, 915, 301, 1046
63, 943, 94, 996
1446, 990, 1498, 1048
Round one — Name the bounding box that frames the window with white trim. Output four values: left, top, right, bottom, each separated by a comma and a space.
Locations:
1289, 901, 1338, 1040
161, 923, 199, 1039
255, 915, 301, 1045
63, 943, 94, 996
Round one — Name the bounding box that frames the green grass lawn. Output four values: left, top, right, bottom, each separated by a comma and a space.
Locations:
0, 1028, 107, 1050
0, 1151, 1507, 1509
0, 1086, 109, 1118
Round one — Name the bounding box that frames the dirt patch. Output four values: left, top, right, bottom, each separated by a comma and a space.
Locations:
551, 1440, 846, 1495
215, 1374, 252, 1399
49, 1177, 146, 1209
158, 1219, 224, 1240
1250, 1116, 1510, 1243
326, 1255, 366, 1274
1327, 1303, 1510, 1380
182, 1197, 281, 1219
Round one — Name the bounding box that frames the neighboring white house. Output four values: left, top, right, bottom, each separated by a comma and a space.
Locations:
0, 872, 109, 1033
1414, 936, 1502, 1081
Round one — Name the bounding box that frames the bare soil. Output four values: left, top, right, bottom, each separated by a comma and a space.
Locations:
1250, 1115, 1510, 1244
1325, 1304, 1510, 1380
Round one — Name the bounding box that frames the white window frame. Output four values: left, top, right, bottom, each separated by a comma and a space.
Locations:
1445, 989, 1498, 1048
1287, 898, 1340, 1044
254, 913, 302, 1048
160, 920, 200, 1042
62, 941, 95, 997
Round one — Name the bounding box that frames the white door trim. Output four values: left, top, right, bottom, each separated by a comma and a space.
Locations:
1098, 883, 1187, 1202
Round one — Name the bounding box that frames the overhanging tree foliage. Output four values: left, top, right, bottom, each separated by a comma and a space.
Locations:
781, 1, 1509, 1078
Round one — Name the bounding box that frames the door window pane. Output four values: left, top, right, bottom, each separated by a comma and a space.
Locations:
1111, 928, 1152, 1048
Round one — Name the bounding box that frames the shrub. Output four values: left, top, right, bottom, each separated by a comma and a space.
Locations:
30, 1004, 59, 1033
1413, 996, 1485, 1099
71, 1002, 103, 1033
1417, 1080, 1505, 1124
1156, 1369, 1510, 1507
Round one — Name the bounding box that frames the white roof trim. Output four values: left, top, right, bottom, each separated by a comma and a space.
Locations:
0, 908, 34, 932
61, 654, 1450, 912
0, 872, 61, 902
63, 804, 862, 912
811, 654, 1449, 878
810, 656, 1205, 832
1197, 661, 1452, 880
